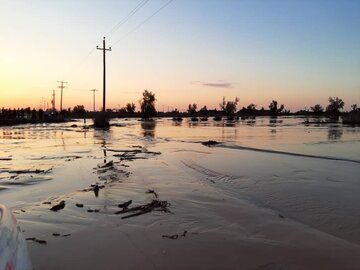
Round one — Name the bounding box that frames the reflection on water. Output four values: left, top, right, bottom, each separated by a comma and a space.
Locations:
269, 117, 283, 127
93, 127, 112, 142
224, 121, 236, 127
141, 120, 156, 137
172, 121, 182, 127
245, 120, 256, 126
93, 128, 112, 163
188, 121, 199, 128
221, 126, 238, 141
328, 127, 343, 140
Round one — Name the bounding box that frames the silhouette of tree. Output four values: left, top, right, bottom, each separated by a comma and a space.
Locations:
269, 100, 284, 116
126, 103, 136, 114
326, 97, 344, 117
220, 96, 239, 116
351, 104, 358, 111
140, 90, 156, 119
199, 105, 209, 116
311, 104, 324, 115
247, 103, 257, 111
73, 105, 86, 115
187, 104, 197, 115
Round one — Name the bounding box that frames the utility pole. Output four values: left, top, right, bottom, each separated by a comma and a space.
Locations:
96, 37, 111, 113
51, 90, 56, 111
57, 81, 67, 112
90, 89, 98, 112
41, 97, 46, 110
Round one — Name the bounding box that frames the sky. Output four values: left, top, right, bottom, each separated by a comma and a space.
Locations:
0, 0, 359, 112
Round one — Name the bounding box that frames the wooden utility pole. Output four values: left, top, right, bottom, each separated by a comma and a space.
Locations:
57, 81, 67, 112
96, 37, 111, 113
51, 90, 56, 111
90, 89, 98, 112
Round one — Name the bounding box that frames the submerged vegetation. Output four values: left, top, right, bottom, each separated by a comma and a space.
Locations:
220, 96, 239, 119
269, 100, 284, 116
140, 90, 157, 120
326, 97, 345, 118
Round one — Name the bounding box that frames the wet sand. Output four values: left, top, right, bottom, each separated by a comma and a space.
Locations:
1, 118, 360, 269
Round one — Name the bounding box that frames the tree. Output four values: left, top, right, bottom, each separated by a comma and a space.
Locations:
220, 96, 239, 116
247, 103, 257, 111
351, 104, 358, 112
187, 104, 197, 115
172, 108, 180, 115
73, 105, 86, 115
199, 105, 209, 116
326, 97, 344, 117
269, 100, 284, 116
311, 104, 324, 115
126, 103, 136, 114
140, 90, 156, 119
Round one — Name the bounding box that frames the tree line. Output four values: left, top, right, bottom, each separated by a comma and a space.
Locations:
1, 90, 359, 124
112, 91, 358, 120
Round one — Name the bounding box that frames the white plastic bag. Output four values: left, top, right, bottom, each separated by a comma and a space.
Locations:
0, 205, 32, 270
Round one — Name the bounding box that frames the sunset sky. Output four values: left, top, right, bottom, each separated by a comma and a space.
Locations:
0, 0, 359, 112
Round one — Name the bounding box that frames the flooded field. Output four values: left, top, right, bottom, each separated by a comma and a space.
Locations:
1, 116, 360, 269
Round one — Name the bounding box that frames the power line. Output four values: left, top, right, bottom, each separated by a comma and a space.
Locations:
64, 0, 174, 85
78, 48, 96, 67
75, 0, 150, 69
107, 0, 150, 37
112, 0, 174, 47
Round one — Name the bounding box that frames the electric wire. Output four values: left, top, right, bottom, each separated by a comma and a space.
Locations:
112, 0, 174, 47
107, 0, 150, 37
76, 0, 150, 68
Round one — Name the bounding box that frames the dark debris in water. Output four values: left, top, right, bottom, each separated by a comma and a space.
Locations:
115, 199, 171, 219
201, 140, 220, 147
50, 200, 65, 212
118, 200, 132, 209
82, 184, 105, 196
146, 189, 159, 199
97, 160, 114, 168
162, 230, 188, 240
0, 168, 52, 175
162, 234, 178, 240
26, 237, 47, 245
114, 153, 147, 161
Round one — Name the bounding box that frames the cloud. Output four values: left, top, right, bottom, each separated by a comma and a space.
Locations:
191, 80, 234, 88
202, 82, 233, 88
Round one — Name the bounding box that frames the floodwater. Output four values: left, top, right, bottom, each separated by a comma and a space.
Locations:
1, 117, 360, 269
